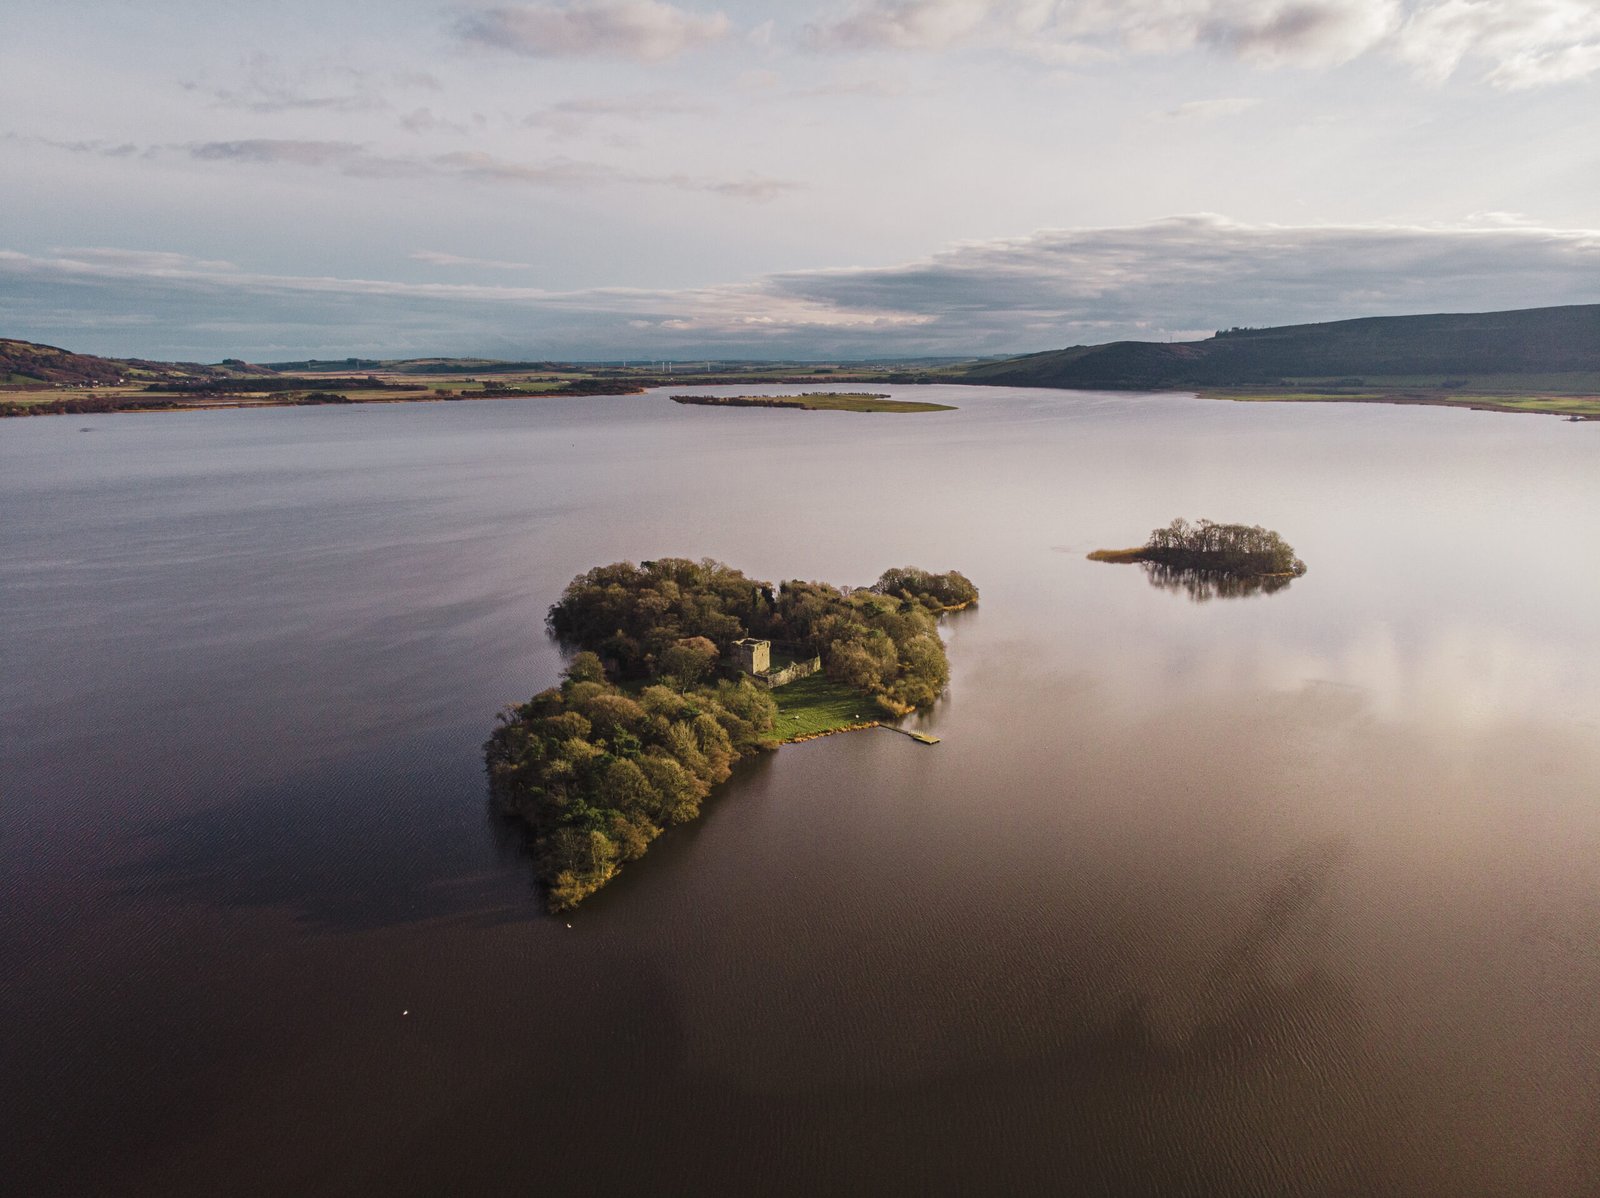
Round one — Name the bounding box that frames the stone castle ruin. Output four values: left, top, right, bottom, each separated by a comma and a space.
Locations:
731, 637, 821, 689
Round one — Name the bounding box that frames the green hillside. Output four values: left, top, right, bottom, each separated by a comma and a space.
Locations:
962, 304, 1600, 390
0, 339, 268, 387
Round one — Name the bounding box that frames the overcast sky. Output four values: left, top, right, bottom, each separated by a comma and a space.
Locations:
3, 0, 1597, 360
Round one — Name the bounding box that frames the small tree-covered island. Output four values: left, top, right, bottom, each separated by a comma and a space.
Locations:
1089, 518, 1308, 578
485, 558, 977, 911
670, 392, 956, 414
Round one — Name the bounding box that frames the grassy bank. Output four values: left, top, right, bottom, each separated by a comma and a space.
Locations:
769, 675, 880, 741
1199, 381, 1600, 419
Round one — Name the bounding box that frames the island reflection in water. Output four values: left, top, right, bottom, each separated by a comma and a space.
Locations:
1141, 561, 1296, 602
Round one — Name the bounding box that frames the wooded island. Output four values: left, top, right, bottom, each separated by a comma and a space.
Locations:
670, 392, 956, 413
485, 558, 976, 911
1090, 519, 1308, 577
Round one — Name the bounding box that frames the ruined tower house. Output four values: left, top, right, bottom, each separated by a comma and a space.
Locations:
733, 637, 771, 676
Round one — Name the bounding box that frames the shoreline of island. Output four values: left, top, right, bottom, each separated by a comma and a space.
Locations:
670, 392, 956, 414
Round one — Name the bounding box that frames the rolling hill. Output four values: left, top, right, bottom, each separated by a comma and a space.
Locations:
0, 339, 268, 387
961, 304, 1600, 390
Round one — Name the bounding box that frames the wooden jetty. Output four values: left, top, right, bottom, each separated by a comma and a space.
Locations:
881, 725, 940, 745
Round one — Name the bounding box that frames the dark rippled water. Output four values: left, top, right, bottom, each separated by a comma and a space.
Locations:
4, 387, 1600, 1196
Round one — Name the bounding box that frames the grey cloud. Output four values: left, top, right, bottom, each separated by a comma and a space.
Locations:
8, 134, 144, 158
784, 74, 917, 98
457, 1, 731, 60
432, 150, 622, 185
189, 139, 391, 169
804, 0, 1400, 62
520, 93, 710, 136
1192, 1, 1400, 67
180, 59, 438, 114
3, 216, 1596, 360
411, 250, 534, 269
7, 134, 799, 202
695, 177, 803, 201
429, 149, 797, 197
47, 247, 241, 272
762, 215, 1600, 351
399, 107, 479, 135
172, 138, 800, 199
203, 86, 382, 114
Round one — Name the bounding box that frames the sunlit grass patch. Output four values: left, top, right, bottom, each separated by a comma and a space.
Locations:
769, 674, 877, 741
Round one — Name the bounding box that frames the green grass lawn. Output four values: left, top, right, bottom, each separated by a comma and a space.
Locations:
769, 675, 877, 741
788, 392, 956, 413
1205, 387, 1600, 418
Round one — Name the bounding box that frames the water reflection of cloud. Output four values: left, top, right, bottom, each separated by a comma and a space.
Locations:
1244, 620, 1594, 727
1073, 609, 1598, 731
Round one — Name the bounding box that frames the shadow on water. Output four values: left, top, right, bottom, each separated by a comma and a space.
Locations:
365, 836, 1376, 1198
1141, 561, 1296, 602
106, 743, 539, 934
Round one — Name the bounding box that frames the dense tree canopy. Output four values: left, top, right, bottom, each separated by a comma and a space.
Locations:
486, 652, 777, 911
545, 557, 975, 714
871, 567, 978, 610
490, 557, 977, 910
546, 558, 765, 677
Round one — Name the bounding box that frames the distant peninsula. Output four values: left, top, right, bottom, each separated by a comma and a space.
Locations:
485, 559, 977, 911
1090, 518, 1308, 578
0, 338, 925, 418
957, 303, 1600, 419
671, 392, 956, 413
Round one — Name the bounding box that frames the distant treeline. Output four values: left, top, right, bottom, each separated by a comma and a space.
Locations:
670, 394, 809, 409
486, 557, 976, 910
406, 361, 568, 376
143, 377, 426, 394
262, 359, 569, 375
3, 391, 359, 416
474, 379, 647, 398
296, 392, 357, 405
1, 395, 180, 417
261, 358, 386, 371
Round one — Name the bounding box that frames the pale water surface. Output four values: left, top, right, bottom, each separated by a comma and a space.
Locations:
3, 386, 1599, 1196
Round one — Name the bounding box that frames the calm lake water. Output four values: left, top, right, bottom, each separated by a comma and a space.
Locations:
4, 386, 1600, 1196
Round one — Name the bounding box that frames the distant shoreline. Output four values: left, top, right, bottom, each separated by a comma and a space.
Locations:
6, 378, 1595, 421
1198, 387, 1599, 420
